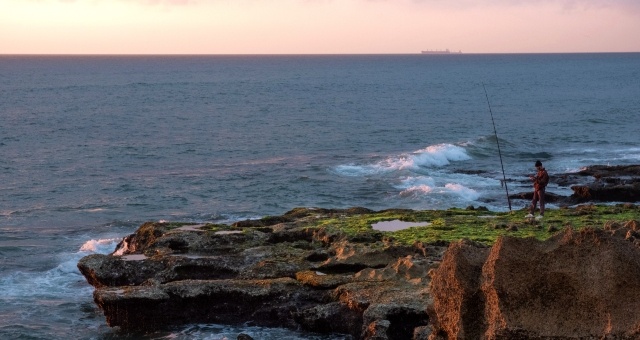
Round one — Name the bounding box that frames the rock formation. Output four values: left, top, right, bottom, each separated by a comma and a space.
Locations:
78, 204, 640, 339
429, 220, 640, 339
78, 208, 443, 339
511, 164, 640, 205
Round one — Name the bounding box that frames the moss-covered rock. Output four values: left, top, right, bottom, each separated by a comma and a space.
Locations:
78, 204, 640, 339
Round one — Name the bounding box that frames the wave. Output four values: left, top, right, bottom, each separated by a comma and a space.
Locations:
395, 176, 480, 201
444, 183, 481, 201
329, 141, 510, 209
460, 135, 518, 158
80, 238, 121, 253
1, 237, 120, 300
333, 143, 471, 177
412, 144, 472, 167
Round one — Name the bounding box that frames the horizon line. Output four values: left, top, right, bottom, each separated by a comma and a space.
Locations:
1, 51, 639, 57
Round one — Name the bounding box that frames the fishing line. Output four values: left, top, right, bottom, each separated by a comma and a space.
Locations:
483, 83, 512, 211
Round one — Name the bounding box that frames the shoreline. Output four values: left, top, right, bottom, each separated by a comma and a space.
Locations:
78, 203, 640, 339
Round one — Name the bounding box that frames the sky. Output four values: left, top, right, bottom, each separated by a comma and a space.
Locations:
1, 0, 639, 54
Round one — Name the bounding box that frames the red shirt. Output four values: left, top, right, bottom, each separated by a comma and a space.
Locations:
533, 167, 549, 190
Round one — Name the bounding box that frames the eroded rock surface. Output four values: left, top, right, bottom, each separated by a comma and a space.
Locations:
78, 205, 640, 339
78, 208, 443, 339
429, 220, 640, 339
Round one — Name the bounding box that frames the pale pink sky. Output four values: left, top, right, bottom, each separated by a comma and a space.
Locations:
1, 0, 639, 54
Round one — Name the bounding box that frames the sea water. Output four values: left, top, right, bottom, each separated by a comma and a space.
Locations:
1, 54, 639, 339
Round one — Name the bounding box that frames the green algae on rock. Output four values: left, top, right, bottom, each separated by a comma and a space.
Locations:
78, 204, 640, 339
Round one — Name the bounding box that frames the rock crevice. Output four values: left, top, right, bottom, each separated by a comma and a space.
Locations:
429, 223, 640, 339
78, 208, 440, 339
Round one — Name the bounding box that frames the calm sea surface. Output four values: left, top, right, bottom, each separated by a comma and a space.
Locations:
1, 54, 639, 339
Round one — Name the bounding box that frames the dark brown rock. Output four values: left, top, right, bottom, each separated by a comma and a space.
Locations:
78, 208, 435, 339
512, 164, 640, 205
79, 205, 640, 339
570, 183, 640, 203
429, 225, 640, 339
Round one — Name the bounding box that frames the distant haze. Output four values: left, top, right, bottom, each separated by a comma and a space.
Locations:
1, 0, 639, 54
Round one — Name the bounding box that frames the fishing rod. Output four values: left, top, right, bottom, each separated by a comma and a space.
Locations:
482, 83, 512, 211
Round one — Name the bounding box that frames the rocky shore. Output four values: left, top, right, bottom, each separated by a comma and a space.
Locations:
79, 207, 440, 339
509, 165, 640, 205
78, 165, 640, 339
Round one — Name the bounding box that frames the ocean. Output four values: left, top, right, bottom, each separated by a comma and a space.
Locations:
1, 53, 639, 339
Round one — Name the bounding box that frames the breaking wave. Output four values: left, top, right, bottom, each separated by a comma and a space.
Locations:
333, 143, 471, 177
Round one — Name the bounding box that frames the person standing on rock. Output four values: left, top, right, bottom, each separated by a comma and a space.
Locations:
526, 160, 549, 219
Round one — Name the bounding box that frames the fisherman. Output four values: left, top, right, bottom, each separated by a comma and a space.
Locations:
526, 160, 549, 219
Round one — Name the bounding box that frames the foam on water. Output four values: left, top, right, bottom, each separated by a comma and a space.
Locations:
2, 53, 639, 338
1, 238, 120, 299
396, 178, 480, 201
412, 144, 472, 168
334, 143, 471, 177
379, 143, 472, 172
331, 142, 505, 209
396, 176, 436, 196
80, 238, 121, 253
444, 183, 481, 201
161, 323, 351, 340
2, 230, 349, 339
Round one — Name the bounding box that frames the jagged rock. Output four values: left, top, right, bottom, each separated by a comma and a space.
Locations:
568, 165, 640, 203
79, 204, 640, 339
92, 277, 324, 330
413, 326, 431, 340
511, 164, 640, 205
428, 240, 490, 339
570, 183, 640, 203
78, 208, 436, 338
508, 191, 564, 203
293, 301, 363, 337
576, 165, 640, 178
429, 225, 640, 339
363, 319, 391, 340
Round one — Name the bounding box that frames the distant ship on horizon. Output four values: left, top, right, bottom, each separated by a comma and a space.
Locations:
421, 49, 462, 54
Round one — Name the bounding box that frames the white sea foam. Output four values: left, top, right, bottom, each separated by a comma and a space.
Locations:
411, 144, 471, 168
383, 144, 471, 171
333, 164, 382, 177
397, 176, 436, 189
444, 183, 481, 201
394, 173, 486, 203
396, 176, 435, 197
334, 143, 471, 177
2, 237, 121, 300
80, 238, 121, 253
399, 185, 433, 197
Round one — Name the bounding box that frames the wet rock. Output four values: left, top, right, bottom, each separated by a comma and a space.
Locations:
79, 205, 640, 339
78, 208, 435, 338
567, 165, 640, 203
512, 164, 640, 205
508, 191, 565, 203
570, 183, 640, 203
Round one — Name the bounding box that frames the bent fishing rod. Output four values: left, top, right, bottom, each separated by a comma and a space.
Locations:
482, 83, 512, 211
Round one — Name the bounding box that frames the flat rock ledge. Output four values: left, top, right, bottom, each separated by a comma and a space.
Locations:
78, 207, 640, 339
78, 208, 441, 339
